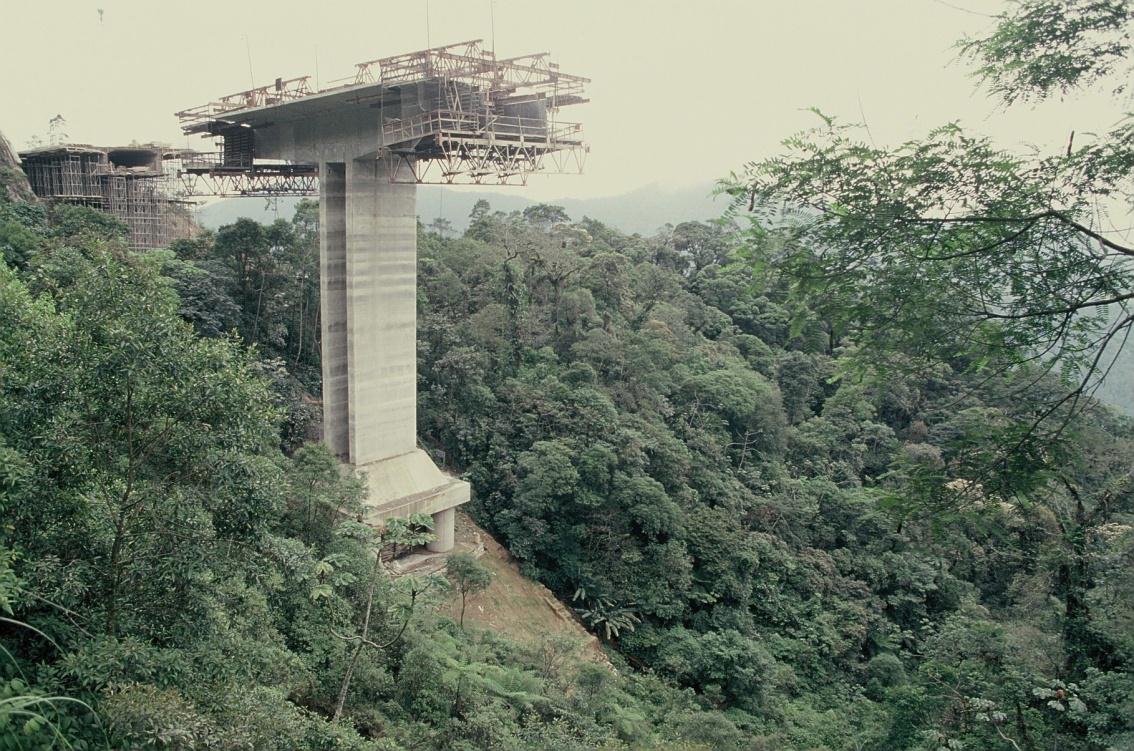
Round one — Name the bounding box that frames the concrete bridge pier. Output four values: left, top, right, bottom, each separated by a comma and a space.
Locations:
175, 41, 588, 554
319, 156, 468, 551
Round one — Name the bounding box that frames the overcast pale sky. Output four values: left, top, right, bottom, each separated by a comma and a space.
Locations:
2, 0, 1127, 202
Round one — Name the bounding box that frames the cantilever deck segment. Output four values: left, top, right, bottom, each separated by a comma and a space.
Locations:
176, 39, 588, 192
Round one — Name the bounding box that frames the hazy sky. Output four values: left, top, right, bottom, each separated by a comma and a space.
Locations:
2, 0, 1127, 202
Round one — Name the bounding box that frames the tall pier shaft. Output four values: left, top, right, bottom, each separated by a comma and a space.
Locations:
320, 158, 464, 551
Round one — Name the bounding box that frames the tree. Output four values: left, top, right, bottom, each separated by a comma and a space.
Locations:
959, 0, 1134, 105
671, 220, 733, 275
469, 199, 491, 222
466, 199, 499, 242
0, 246, 281, 638
522, 203, 570, 230
429, 217, 455, 237
727, 0, 1134, 441
0, 545, 100, 748
444, 553, 493, 628
212, 217, 270, 337
330, 514, 437, 722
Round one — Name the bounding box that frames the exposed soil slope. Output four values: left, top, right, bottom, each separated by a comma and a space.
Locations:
439, 512, 609, 664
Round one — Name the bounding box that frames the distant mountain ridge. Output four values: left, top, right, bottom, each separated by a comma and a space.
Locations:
193, 181, 728, 236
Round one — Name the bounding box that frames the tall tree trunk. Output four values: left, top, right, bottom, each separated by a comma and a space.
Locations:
332, 554, 381, 722
293, 289, 304, 366
1057, 492, 1111, 675
106, 513, 126, 636
107, 381, 136, 636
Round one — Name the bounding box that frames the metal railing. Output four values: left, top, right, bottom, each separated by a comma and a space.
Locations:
178, 41, 588, 131
382, 110, 581, 147
176, 76, 314, 126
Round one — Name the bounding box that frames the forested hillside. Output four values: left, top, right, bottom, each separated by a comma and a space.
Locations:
3, 2, 1134, 749
3, 186, 1133, 749
415, 202, 1134, 749
1, 199, 775, 750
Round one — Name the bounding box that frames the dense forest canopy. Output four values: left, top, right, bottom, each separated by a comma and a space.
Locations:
725, 0, 1134, 438
2, 1, 1134, 749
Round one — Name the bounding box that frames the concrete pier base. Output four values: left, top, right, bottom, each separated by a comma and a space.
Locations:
426, 507, 456, 553
320, 156, 469, 541
358, 449, 469, 523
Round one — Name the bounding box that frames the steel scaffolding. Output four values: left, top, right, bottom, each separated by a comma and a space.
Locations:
20, 145, 186, 251
174, 39, 588, 194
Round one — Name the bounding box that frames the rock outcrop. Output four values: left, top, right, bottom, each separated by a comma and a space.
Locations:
0, 129, 35, 202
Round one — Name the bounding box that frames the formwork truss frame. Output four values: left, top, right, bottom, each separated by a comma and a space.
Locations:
174, 39, 588, 191
172, 158, 319, 196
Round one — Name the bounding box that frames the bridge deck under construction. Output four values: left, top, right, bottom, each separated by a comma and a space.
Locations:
175, 39, 588, 194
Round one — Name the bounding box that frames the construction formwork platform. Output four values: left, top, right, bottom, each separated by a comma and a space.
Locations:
174, 39, 588, 195
20, 144, 186, 251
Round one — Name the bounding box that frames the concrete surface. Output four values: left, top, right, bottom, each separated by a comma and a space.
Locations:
317, 156, 468, 551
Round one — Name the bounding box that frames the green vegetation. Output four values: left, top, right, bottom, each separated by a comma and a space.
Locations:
413, 193, 1134, 749
0, 200, 757, 750
3, 2, 1134, 748
446, 554, 494, 629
